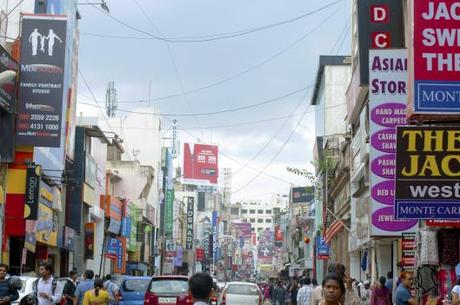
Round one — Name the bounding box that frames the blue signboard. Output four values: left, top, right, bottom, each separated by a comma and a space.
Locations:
317, 237, 330, 259
414, 81, 460, 113
121, 217, 131, 237
106, 237, 119, 259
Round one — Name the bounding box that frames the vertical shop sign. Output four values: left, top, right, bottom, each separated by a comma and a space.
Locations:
369, 49, 418, 236
395, 126, 460, 219
114, 237, 126, 274
120, 217, 131, 237
317, 237, 330, 260
24, 220, 37, 253
212, 211, 218, 261
401, 233, 416, 270
408, 0, 460, 115
25, 165, 41, 220
35, 203, 57, 246
17, 14, 68, 147
84, 222, 95, 259
186, 197, 194, 250
183, 143, 219, 184
165, 190, 174, 237
106, 237, 120, 260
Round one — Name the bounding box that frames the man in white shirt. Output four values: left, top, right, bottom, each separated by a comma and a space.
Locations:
34, 262, 63, 305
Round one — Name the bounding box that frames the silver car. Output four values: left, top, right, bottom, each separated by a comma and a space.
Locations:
219, 282, 262, 305
13, 276, 37, 304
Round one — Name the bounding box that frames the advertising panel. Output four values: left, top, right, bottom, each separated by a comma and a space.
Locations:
165, 190, 174, 237
369, 49, 418, 236
63, 226, 75, 251
35, 203, 57, 246
17, 14, 67, 147
356, 0, 405, 85
84, 222, 95, 259
24, 220, 37, 253
121, 217, 131, 237
317, 237, 330, 260
290, 186, 315, 204
183, 143, 218, 184
165, 239, 177, 257
106, 237, 120, 260
402, 232, 416, 270
196, 248, 205, 261
186, 197, 195, 250
114, 237, 126, 274
395, 126, 460, 219
25, 165, 41, 220
408, 0, 460, 115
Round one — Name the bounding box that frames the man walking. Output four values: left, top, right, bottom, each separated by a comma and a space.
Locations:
74, 270, 95, 305
188, 273, 213, 305
297, 278, 313, 305
103, 275, 120, 305
33, 262, 63, 305
63, 271, 79, 305
395, 272, 418, 305
0, 264, 19, 305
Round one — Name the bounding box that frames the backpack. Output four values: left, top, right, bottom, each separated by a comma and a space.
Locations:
32, 278, 60, 305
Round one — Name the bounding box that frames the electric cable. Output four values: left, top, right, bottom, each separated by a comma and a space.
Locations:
79, 7, 340, 104
83, 0, 342, 43
0, 0, 25, 22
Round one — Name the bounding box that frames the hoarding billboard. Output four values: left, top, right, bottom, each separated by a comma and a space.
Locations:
17, 14, 67, 147
369, 49, 418, 236
395, 126, 460, 219
290, 186, 314, 204
408, 0, 460, 115
183, 143, 218, 184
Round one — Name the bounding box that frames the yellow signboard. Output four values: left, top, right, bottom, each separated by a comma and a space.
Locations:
35, 204, 57, 246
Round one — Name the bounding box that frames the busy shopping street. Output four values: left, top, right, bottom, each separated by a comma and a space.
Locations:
0, 1, 459, 305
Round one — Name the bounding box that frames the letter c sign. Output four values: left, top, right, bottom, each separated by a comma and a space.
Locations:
372, 32, 391, 48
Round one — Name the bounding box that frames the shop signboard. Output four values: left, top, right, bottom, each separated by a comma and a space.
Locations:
401, 232, 416, 270
85, 154, 97, 188
63, 226, 76, 251
16, 14, 68, 147
317, 236, 330, 260
24, 220, 36, 253
165, 190, 174, 237
0, 44, 18, 112
290, 186, 315, 204
426, 219, 460, 227
183, 143, 219, 184
25, 165, 41, 220
35, 203, 57, 246
212, 210, 218, 260
114, 237, 126, 274
369, 49, 418, 236
84, 222, 95, 259
165, 239, 177, 257
408, 0, 460, 115
106, 237, 120, 260
186, 197, 194, 250
121, 217, 131, 237
395, 126, 460, 219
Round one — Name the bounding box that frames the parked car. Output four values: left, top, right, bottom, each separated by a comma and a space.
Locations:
12, 276, 37, 305
112, 276, 151, 305
219, 282, 262, 305
144, 276, 191, 305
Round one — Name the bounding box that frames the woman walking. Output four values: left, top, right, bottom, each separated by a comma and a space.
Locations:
320, 273, 346, 305
82, 279, 110, 305
371, 277, 391, 305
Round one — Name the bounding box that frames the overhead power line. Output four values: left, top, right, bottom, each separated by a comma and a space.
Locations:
77, 84, 312, 117
84, 0, 342, 43
79, 6, 341, 105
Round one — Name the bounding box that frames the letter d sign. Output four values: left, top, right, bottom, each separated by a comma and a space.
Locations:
370, 5, 389, 23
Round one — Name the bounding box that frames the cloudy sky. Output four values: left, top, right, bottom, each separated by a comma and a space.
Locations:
76, 0, 351, 202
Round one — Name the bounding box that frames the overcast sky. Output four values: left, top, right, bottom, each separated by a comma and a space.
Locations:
76, 0, 351, 202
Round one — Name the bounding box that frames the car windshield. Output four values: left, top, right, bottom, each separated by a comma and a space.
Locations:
227, 284, 259, 295
149, 280, 188, 294
124, 279, 151, 292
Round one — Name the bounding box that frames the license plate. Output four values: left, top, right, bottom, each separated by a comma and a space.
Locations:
159, 297, 176, 304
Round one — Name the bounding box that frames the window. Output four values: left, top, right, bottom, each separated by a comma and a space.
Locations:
230, 208, 239, 215
266, 209, 272, 214
241, 209, 248, 214
266, 219, 272, 223
257, 209, 263, 214
250, 209, 256, 214
250, 218, 255, 223
227, 284, 259, 295
258, 228, 263, 232
257, 219, 263, 223
243, 218, 248, 222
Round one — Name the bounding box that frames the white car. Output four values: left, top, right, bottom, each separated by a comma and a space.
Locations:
13, 276, 37, 304
219, 282, 262, 305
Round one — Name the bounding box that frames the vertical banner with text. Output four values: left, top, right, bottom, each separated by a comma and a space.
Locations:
369, 49, 418, 236
25, 165, 41, 220
17, 14, 68, 147
165, 190, 174, 237
186, 197, 194, 250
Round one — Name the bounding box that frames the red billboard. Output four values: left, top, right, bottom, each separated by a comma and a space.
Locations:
183, 143, 218, 184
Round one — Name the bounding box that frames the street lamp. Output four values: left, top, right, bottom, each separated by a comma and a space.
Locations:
78, 0, 110, 13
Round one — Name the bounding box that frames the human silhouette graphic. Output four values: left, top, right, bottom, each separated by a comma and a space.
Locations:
40, 34, 46, 53
29, 28, 42, 56
46, 29, 62, 56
